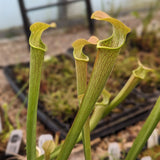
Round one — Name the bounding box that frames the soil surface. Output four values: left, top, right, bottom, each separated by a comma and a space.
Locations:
0, 11, 160, 160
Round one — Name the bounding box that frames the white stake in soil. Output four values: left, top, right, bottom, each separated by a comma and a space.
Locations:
147, 128, 159, 149
141, 156, 152, 160
38, 134, 53, 155
108, 142, 121, 160
5, 130, 23, 155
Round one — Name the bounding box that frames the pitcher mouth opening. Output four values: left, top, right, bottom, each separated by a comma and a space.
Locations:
91, 11, 131, 51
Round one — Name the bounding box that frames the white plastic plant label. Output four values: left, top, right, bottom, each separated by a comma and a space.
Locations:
147, 129, 159, 148
108, 142, 121, 160
141, 156, 152, 160
5, 129, 23, 155
44, 55, 51, 61
0, 116, 2, 133
38, 134, 53, 155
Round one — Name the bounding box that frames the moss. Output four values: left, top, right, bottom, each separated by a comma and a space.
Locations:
13, 55, 78, 124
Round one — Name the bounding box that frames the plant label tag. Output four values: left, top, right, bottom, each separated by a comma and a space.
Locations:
147, 129, 159, 148
141, 156, 152, 160
0, 116, 2, 133
5, 130, 23, 155
108, 142, 120, 160
38, 134, 53, 155
44, 55, 51, 61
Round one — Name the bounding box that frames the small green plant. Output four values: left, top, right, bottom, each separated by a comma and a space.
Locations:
25, 10, 160, 160
0, 103, 13, 141
16, 97, 27, 129
0, 82, 27, 155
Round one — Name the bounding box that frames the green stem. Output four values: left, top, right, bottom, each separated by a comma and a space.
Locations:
2, 103, 13, 133
45, 60, 153, 160
103, 74, 140, 117
73, 38, 92, 160
103, 60, 153, 117
26, 22, 55, 160
57, 47, 118, 160
82, 117, 91, 160
76, 60, 91, 160
16, 97, 27, 129
125, 96, 160, 160
79, 60, 153, 142
75, 60, 88, 95
8, 82, 28, 110
77, 75, 139, 142
87, 74, 140, 136
56, 11, 130, 160
27, 46, 44, 160
78, 89, 110, 142
90, 105, 106, 132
